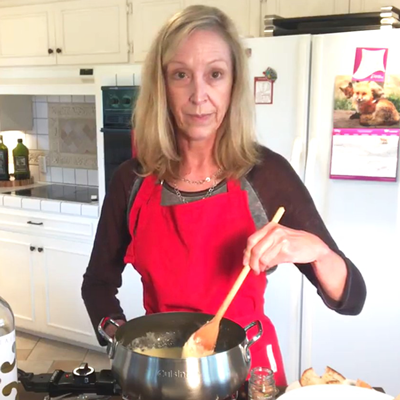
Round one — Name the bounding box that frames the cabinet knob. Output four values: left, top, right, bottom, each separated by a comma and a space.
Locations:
30, 246, 36, 252
56, 48, 62, 54
38, 247, 44, 253
48, 48, 54, 54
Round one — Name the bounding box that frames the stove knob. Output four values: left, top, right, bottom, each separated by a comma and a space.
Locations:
110, 96, 119, 107
73, 363, 96, 384
122, 96, 131, 106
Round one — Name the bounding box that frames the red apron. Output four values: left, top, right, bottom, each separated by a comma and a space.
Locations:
124, 175, 287, 386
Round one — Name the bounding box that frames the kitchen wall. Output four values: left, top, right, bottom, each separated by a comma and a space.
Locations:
0, 63, 142, 204
27, 95, 98, 186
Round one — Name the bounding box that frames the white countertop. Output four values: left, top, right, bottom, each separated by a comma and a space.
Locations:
0, 182, 99, 218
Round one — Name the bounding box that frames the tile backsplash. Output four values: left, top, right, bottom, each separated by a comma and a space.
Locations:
27, 95, 98, 186
41, 166, 98, 186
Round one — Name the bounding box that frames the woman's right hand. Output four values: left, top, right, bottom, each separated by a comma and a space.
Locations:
105, 319, 126, 338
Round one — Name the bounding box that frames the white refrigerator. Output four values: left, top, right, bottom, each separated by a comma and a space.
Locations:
245, 30, 400, 396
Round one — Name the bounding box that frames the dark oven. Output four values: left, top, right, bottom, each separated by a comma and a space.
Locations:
101, 85, 140, 190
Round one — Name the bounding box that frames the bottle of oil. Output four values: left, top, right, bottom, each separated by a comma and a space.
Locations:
12, 139, 30, 180
0, 135, 9, 181
0, 296, 18, 400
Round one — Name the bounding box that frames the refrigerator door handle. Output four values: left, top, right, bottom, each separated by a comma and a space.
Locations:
304, 137, 318, 197
290, 137, 304, 178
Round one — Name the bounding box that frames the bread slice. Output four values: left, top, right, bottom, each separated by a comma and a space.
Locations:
325, 380, 342, 384
300, 368, 325, 387
322, 366, 346, 384
356, 379, 373, 389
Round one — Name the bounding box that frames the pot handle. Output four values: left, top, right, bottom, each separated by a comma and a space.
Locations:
98, 317, 120, 359
244, 320, 263, 350
98, 317, 120, 343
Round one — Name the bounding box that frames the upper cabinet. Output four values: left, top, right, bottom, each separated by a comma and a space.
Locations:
131, 0, 184, 63
0, 4, 56, 66
0, 0, 128, 67
350, 0, 400, 12
263, 0, 350, 18
131, 0, 261, 63
184, 0, 260, 37
2, 0, 376, 68
54, 0, 128, 65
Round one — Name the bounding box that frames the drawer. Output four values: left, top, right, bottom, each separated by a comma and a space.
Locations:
0, 209, 95, 239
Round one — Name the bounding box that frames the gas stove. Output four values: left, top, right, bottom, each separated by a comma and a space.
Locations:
18, 364, 249, 400
18, 364, 117, 399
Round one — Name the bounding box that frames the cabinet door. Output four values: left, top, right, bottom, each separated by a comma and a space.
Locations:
38, 240, 99, 347
132, 0, 183, 62
184, 0, 261, 37
0, 4, 56, 67
350, 0, 400, 12
263, 0, 349, 18
54, 0, 128, 65
117, 264, 145, 321
0, 235, 37, 331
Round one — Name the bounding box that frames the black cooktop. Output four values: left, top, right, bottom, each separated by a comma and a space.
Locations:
18, 366, 252, 399
3, 184, 98, 204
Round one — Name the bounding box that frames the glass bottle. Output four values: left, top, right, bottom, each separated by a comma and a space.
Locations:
248, 367, 277, 400
0, 296, 18, 400
0, 135, 9, 181
12, 138, 30, 180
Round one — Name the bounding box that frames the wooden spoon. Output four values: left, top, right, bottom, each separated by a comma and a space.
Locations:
182, 206, 286, 358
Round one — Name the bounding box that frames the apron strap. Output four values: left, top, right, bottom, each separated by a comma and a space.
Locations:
226, 178, 242, 192
127, 175, 158, 233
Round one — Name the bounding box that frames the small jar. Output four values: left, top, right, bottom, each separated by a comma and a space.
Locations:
248, 367, 277, 400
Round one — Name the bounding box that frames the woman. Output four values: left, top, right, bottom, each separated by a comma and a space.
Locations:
82, 5, 366, 386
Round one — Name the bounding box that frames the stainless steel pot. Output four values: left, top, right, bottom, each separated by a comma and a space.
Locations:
98, 312, 262, 400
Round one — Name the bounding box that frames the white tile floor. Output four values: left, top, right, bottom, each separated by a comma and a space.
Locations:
16, 331, 111, 374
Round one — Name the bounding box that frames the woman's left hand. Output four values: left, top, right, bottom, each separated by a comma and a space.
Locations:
243, 222, 330, 275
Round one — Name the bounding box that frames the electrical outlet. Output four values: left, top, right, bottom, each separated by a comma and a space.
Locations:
38, 155, 47, 174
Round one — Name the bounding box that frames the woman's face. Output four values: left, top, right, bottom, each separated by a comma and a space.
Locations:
165, 29, 233, 143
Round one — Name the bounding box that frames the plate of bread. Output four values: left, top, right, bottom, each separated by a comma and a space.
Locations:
280, 366, 393, 400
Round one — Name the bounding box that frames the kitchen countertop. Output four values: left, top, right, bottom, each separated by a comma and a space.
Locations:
0, 182, 99, 218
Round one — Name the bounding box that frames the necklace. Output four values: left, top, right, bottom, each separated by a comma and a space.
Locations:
180, 168, 222, 185
172, 179, 219, 204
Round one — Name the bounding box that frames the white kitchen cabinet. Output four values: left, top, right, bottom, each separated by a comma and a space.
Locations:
38, 238, 98, 346
263, 0, 350, 18
0, 203, 149, 348
0, 0, 128, 67
131, 0, 184, 62
117, 264, 145, 321
0, 208, 99, 348
0, 234, 37, 331
350, 0, 400, 12
0, 4, 56, 67
54, 0, 128, 65
131, 0, 261, 63
184, 0, 261, 37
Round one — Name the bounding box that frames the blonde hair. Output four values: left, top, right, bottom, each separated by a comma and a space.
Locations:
133, 5, 259, 180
